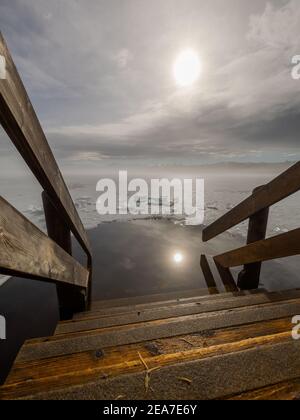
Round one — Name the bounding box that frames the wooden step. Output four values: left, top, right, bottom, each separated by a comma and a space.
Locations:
55, 289, 300, 335
27, 340, 299, 400
0, 317, 298, 400
90, 288, 219, 311
226, 379, 300, 400
74, 289, 266, 321
15, 297, 300, 363
2, 288, 299, 400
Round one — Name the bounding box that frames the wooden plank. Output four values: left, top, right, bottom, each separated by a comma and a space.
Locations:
18, 340, 300, 400
227, 378, 300, 400
214, 261, 238, 292
0, 196, 89, 288
74, 290, 263, 321
2, 335, 299, 400
67, 289, 293, 323
215, 228, 300, 268
42, 191, 87, 318
0, 33, 91, 256
91, 288, 212, 311
15, 298, 300, 362
0, 318, 293, 399
203, 162, 300, 241
200, 255, 218, 291
55, 289, 300, 335
237, 186, 270, 290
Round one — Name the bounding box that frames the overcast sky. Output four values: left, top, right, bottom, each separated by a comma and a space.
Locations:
1, 0, 300, 174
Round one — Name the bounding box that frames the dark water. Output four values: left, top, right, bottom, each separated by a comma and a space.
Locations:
80, 220, 211, 301
1, 219, 299, 384
0, 278, 58, 383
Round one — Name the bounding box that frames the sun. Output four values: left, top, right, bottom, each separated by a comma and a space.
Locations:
173, 252, 184, 264
173, 49, 201, 87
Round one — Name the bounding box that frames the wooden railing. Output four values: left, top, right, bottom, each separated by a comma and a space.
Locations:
202, 162, 300, 290
0, 33, 92, 319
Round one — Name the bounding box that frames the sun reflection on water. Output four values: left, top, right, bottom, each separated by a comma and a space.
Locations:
173, 252, 184, 264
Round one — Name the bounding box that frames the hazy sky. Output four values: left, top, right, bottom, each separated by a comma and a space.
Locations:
1, 0, 300, 174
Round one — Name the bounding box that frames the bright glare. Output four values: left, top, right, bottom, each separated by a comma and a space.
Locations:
173, 252, 184, 264
173, 49, 201, 87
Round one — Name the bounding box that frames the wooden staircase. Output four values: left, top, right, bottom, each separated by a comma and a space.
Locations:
1, 288, 300, 400
1, 32, 300, 401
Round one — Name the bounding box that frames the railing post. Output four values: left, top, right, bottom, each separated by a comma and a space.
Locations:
42, 191, 87, 320
200, 255, 219, 294
214, 261, 238, 293
237, 186, 269, 290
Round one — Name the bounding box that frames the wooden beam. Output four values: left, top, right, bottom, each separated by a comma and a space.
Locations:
42, 191, 87, 318
237, 186, 270, 290
228, 379, 300, 400
215, 228, 300, 268
203, 162, 300, 241
0, 33, 91, 257
200, 255, 219, 293
214, 261, 238, 292
0, 196, 89, 288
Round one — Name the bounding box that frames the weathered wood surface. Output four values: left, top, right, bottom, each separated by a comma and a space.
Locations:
66, 289, 284, 323
17, 340, 300, 400
42, 191, 72, 255
42, 191, 87, 317
227, 379, 300, 400
203, 162, 300, 241
75, 290, 263, 321
0, 196, 89, 288
214, 261, 238, 292
238, 186, 270, 290
1, 288, 300, 400
0, 33, 91, 256
200, 255, 218, 291
55, 289, 300, 335
0, 317, 293, 399
215, 228, 300, 268
15, 297, 300, 362
91, 288, 213, 311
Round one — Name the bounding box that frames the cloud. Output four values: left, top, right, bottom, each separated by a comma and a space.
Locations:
67, 152, 109, 161
247, 0, 300, 50
1, 0, 300, 167
13, 55, 69, 96
114, 49, 133, 69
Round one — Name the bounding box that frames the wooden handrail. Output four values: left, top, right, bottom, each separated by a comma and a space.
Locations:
0, 33, 91, 258
0, 196, 89, 288
202, 161, 300, 290
0, 33, 92, 315
214, 228, 300, 268
203, 162, 300, 242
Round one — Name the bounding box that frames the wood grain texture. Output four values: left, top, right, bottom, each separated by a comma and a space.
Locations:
15, 340, 300, 400
66, 289, 298, 323
200, 255, 218, 290
42, 191, 87, 317
0, 317, 293, 400
74, 290, 263, 321
237, 186, 270, 290
214, 261, 238, 292
203, 161, 300, 241
55, 289, 300, 335
227, 379, 300, 400
215, 228, 300, 268
0, 33, 91, 256
0, 196, 89, 288
15, 297, 300, 363
91, 288, 214, 311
